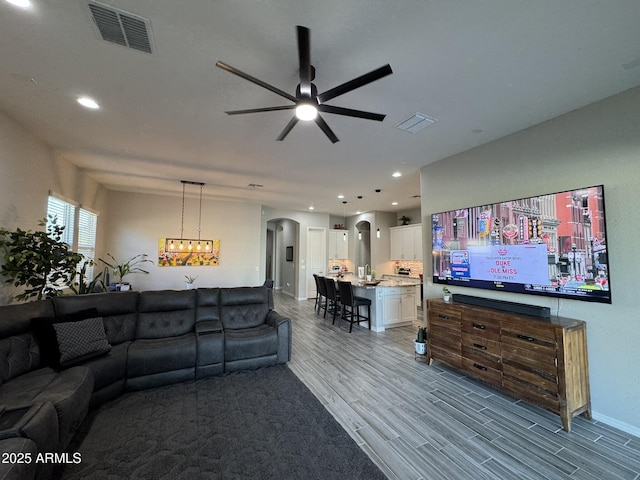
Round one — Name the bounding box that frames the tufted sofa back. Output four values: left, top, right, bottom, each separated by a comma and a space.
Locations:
136, 290, 196, 339
53, 292, 138, 345
196, 288, 221, 323
219, 287, 269, 330
0, 300, 54, 384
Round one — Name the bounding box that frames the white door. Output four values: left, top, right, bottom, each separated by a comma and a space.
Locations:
307, 227, 326, 299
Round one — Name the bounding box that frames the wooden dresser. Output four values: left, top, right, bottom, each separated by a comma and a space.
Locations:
427, 298, 591, 432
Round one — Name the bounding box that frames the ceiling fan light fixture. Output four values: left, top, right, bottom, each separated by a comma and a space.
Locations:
295, 103, 317, 121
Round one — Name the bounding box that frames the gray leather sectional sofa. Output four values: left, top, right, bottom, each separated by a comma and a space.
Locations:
0, 286, 291, 480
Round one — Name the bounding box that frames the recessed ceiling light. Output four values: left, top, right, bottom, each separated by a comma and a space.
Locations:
77, 96, 100, 109
392, 202, 399, 206
337, 195, 344, 199
392, 172, 402, 178
5, 0, 32, 8
308, 206, 314, 211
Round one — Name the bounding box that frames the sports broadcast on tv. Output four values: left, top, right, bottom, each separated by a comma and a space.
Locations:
432, 185, 611, 304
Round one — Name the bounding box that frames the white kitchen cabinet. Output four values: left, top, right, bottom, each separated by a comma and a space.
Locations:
389, 224, 422, 260
328, 229, 349, 259
382, 287, 417, 327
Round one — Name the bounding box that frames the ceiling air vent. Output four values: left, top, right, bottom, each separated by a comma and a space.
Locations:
88, 1, 155, 55
395, 113, 437, 134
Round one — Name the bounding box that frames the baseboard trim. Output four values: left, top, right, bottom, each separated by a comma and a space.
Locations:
591, 411, 640, 438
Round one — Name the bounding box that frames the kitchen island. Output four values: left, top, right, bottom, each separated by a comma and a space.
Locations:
332, 275, 420, 332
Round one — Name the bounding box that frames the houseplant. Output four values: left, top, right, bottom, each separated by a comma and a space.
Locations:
68, 259, 104, 295
442, 286, 451, 302
184, 275, 198, 289
399, 215, 410, 225
414, 327, 427, 354
0, 216, 83, 301
99, 253, 153, 291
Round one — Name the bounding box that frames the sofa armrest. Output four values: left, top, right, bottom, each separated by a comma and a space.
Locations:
265, 310, 288, 328
266, 310, 291, 364
195, 320, 223, 335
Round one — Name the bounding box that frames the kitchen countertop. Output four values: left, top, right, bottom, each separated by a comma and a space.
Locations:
329, 275, 419, 289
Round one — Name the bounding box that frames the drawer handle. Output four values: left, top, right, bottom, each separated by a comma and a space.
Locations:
517, 334, 536, 342
472, 323, 486, 330
473, 343, 487, 350
473, 363, 487, 371
438, 314, 450, 320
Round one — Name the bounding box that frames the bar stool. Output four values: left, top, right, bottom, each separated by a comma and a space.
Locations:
312, 274, 322, 310
315, 275, 328, 316
337, 280, 371, 332
323, 277, 341, 324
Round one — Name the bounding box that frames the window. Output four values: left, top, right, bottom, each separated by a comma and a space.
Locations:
47, 194, 76, 247
47, 193, 99, 280
78, 208, 98, 279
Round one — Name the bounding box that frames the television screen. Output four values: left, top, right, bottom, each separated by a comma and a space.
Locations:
432, 185, 611, 304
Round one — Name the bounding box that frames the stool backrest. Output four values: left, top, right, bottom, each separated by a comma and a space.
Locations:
316, 276, 327, 296
324, 277, 338, 301
337, 280, 354, 306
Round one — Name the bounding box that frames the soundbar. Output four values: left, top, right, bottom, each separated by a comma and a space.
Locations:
452, 294, 551, 318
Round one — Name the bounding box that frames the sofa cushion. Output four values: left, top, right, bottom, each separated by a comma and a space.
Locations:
53, 317, 111, 367
0, 365, 93, 451
0, 333, 40, 382
224, 324, 278, 362
31, 308, 99, 367
136, 290, 196, 339
0, 368, 59, 407
127, 334, 196, 378
53, 292, 138, 345
32, 366, 93, 451
219, 287, 270, 330
0, 300, 54, 339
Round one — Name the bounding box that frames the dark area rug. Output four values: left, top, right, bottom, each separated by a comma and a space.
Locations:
56, 365, 386, 479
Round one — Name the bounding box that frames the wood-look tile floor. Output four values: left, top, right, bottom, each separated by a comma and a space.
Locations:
274, 292, 640, 480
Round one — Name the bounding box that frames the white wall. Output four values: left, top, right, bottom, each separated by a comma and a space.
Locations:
102, 191, 263, 291
421, 86, 640, 435
0, 110, 108, 304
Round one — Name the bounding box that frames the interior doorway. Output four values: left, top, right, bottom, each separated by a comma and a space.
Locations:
306, 227, 326, 299
354, 220, 371, 277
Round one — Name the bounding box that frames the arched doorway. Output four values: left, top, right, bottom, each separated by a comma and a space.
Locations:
266, 218, 300, 297
354, 220, 371, 277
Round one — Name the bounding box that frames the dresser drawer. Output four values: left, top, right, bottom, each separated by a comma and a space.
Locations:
502, 361, 558, 394
461, 310, 501, 340
462, 332, 501, 357
462, 357, 502, 385
430, 345, 462, 369
502, 375, 559, 411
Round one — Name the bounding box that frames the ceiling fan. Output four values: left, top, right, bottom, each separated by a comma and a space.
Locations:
216, 26, 393, 143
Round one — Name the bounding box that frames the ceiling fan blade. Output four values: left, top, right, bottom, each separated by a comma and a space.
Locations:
317, 64, 393, 103
318, 104, 386, 121
216, 61, 297, 103
314, 114, 339, 143
225, 105, 295, 115
276, 116, 299, 141
297, 26, 312, 97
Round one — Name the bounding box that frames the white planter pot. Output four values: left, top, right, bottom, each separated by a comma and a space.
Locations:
414, 341, 426, 355
185, 282, 195, 290
443, 294, 451, 303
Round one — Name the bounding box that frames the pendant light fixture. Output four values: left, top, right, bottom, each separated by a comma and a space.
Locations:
375, 189, 381, 238
166, 180, 213, 253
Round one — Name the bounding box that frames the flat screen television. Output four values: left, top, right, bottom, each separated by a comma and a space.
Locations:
431, 185, 611, 304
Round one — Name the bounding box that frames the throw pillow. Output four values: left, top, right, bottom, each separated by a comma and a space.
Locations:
31, 308, 99, 367
53, 317, 111, 367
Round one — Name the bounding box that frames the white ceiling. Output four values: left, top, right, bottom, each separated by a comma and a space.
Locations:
1, 0, 639, 216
